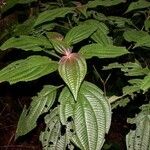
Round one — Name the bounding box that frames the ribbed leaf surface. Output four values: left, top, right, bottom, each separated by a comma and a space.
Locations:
58, 87, 75, 125
58, 53, 87, 100
16, 85, 58, 138
0, 35, 52, 51
34, 7, 73, 26
40, 107, 67, 150
126, 104, 150, 150
0, 56, 58, 84
65, 24, 97, 45
73, 81, 111, 150
79, 44, 129, 59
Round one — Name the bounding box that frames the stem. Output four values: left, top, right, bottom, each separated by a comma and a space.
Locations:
44, 50, 61, 59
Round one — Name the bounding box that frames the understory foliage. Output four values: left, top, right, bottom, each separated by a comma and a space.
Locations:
0, 0, 150, 149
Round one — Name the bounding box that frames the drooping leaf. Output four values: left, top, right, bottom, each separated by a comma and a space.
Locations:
16, 85, 58, 138
40, 107, 68, 150
126, 0, 150, 13
126, 104, 150, 150
79, 44, 129, 59
72, 81, 111, 150
0, 35, 52, 51
135, 35, 150, 48
87, 0, 124, 8
58, 87, 75, 125
34, 7, 74, 27
0, 56, 58, 84
140, 73, 150, 91
58, 53, 87, 100
65, 24, 97, 45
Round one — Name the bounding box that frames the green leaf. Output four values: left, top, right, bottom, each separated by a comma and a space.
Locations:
34, 7, 74, 27
16, 85, 58, 138
73, 81, 111, 150
58, 53, 87, 100
123, 29, 148, 43
0, 56, 58, 84
140, 73, 150, 91
58, 87, 75, 125
65, 24, 98, 45
0, 35, 52, 51
91, 29, 113, 45
126, 0, 150, 13
126, 104, 150, 150
79, 44, 129, 59
135, 35, 150, 48
40, 107, 68, 150
144, 19, 150, 31
50, 39, 71, 54
87, 0, 124, 8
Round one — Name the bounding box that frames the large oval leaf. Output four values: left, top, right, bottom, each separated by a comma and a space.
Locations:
126, 104, 150, 150
0, 35, 52, 51
0, 56, 58, 84
34, 7, 74, 27
73, 81, 111, 150
65, 24, 97, 45
16, 85, 58, 138
58, 53, 87, 100
79, 44, 129, 59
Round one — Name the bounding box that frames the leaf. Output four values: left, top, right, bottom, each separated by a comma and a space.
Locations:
140, 73, 150, 91
65, 24, 98, 45
126, 104, 150, 150
16, 85, 58, 138
79, 44, 129, 59
40, 107, 68, 150
91, 29, 113, 45
135, 35, 150, 48
50, 39, 71, 54
126, 0, 150, 13
0, 56, 58, 84
123, 29, 148, 43
73, 81, 111, 150
0, 35, 52, 51
58, 53, 87, 100
58, 87, 75, 125
34, 7, 74, 27
87, 0, 124, 8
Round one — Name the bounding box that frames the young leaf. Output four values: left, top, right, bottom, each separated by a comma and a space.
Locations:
0, 35, 52, 51
65, 24, 98, 45
126, 104, 150, 150
73, 81, 111, 150
79, 44, 129, 59
16, 85, 58, 138
58, 87, 75, 125
126, 0, 150, 13
0, 56, 58, 84
58, 53, 87, 100
34, 7, 74, 27
40, 107, 68, 150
